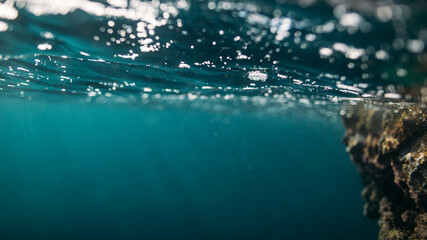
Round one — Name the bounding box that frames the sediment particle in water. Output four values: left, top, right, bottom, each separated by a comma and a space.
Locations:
342, 103, 427, 240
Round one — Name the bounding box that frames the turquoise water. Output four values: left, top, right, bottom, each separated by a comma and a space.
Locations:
0, 99, 377, 239
0, 0, 425, 239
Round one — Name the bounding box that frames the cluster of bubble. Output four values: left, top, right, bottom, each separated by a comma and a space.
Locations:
0, 0, 425, 106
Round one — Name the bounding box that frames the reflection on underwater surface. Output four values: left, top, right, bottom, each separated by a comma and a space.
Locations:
0, 0, 425, 109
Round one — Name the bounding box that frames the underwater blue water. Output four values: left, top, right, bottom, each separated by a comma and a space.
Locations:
0, 0, 425, 239
0, 99, 378, 240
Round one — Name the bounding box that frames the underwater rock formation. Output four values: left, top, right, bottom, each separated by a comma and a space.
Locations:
342, 103, 426, 240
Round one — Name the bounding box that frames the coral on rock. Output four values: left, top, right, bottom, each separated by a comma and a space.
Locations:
342, 102, 427, 240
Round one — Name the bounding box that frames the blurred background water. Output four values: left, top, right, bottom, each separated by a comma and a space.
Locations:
0, 0, 425, 239
0, 99, 378, 239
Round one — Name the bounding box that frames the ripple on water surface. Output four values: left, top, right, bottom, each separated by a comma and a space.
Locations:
0, 0, 425, 113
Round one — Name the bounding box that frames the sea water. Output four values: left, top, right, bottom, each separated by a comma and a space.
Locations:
0, 99, 377, 239
0, 0, 425, 239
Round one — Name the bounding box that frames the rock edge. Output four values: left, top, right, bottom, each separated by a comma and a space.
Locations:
342, 103, 426, 240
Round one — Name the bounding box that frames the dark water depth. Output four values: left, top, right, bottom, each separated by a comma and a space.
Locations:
0, 99, 378, 240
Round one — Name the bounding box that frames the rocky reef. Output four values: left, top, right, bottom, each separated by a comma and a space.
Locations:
342, 102, 426, 239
